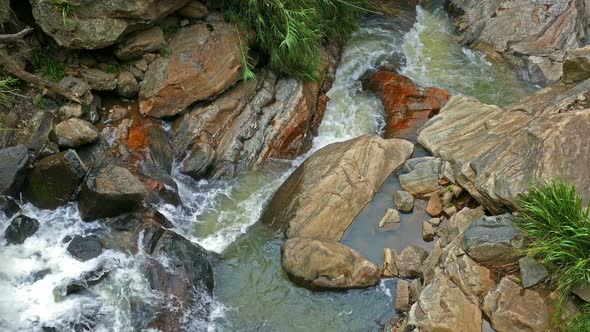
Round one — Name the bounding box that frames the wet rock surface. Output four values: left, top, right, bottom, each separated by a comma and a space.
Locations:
25, 150, 87, 209
0, 145, 28, 198
4, 215, 39, 245
0, 196, 20, 218
66, 235, 103, 262
364, 70, 450, 140
282, 238, 380, 290
78, 165, 147, 221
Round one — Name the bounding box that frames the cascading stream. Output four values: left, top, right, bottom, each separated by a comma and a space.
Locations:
0, 2, 533, 331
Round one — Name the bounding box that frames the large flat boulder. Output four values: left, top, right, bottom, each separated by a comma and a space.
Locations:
446, 0, 590, 86
282, 238, 380, 290
262, 135, 414, 241
30, 0, 190, 49
418, 91, 590, 213
139, 18, 245, 118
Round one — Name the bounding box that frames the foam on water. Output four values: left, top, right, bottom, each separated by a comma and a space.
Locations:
0, 204, 157, 331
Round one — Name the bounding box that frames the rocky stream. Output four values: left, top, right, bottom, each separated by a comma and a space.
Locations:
2, 0, 590, 331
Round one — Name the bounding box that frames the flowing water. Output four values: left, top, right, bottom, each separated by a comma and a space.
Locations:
0, 1, 533, 331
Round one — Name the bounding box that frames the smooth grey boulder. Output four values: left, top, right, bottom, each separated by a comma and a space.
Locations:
0, 145, 28, 197
66, 235, 102, 261
519, 256, 548, 288
25, 150, 87, 209
399, 157, 441, 195
78, 165, 147, 221
462, 214, 524, 267
4, 215, 39, 245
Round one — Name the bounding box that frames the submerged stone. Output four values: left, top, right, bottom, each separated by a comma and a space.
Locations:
66, 235, 102, 262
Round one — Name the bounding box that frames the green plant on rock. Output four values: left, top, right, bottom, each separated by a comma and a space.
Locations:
31, 49, 66, 82
49, 0, 78, 27
225, 0, 370, 81
516, 178, 590, 328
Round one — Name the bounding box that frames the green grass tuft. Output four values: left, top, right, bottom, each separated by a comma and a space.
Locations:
568, 305, 590, 332
31, 49, 66, 82
225, 0, 370, 81
516, 178, 590, 328
50, 0, 78, 27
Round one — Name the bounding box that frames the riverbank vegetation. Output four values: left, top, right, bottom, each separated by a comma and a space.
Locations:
225, 0, 372, 80
516, 178, 590, 329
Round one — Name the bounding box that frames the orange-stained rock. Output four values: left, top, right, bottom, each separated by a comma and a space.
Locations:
139, 17, 245, 118
171, 43, 341, 179
364, 70, 450, 141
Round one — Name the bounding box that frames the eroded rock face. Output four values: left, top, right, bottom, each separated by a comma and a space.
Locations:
483, 277, 552, 332
446, 0, 590, 86
282, 238, 380, 290
25, 150, 87, 209
418, 91, 590, 213
262, 135, 413, 241
173, 68, 334, 179
406, 275, 483, 332
139, 18, 244, 118
30, 0, 191, 49
364, 70, 450, 139
78, 165, 147, 221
